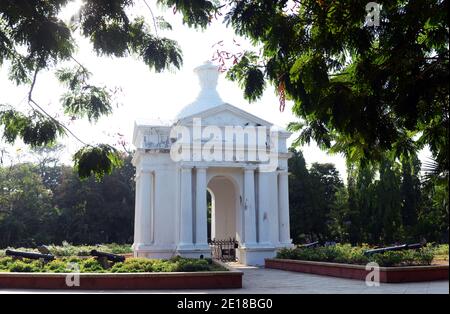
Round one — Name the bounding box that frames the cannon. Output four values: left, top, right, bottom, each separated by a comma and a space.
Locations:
298, 241, 320, 249
90, 250, 125, 263
5, 249, 54, 261
364, 243, 424, 256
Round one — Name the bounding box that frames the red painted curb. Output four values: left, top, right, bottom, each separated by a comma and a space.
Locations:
265, 259, 449, 283
0, 271, 243, 290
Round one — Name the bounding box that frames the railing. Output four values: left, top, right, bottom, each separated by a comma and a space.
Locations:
209, 238, 239, 262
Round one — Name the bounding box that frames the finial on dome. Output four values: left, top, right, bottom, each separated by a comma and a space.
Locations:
194, 60, 219, 91
175, 61, 223, 119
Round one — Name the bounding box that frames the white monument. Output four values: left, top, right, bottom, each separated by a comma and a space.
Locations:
132, 61, 293, 266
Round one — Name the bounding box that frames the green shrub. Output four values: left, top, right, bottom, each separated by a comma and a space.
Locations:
8, 260, 42, 272
80, 258, 105, 273
111, 258, 155, 273
277, 247, 300, 259
0, 257, 15, 272
44, 259, 71, 273
372, 251, 406, 267
104, 243, 133, 254
414, 247, 435, 265
152, 260, 178, 272
276, 244, 436, 267
44, 242, 132, 257
433, 244, 449, 260
110, 257, 222, 273
0, 257, 111, 273
0, 243, 132, 258
173, 257, 210, 272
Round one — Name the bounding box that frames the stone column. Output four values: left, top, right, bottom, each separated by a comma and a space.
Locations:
133, 173, 141, 248
243, 167, 257, 245
135, 169, 153, 247
133, 173, 141, 252
278, 170, 291, 244
257, 171, 272, 245
195, 166, 208, 248
179, 166, 194, 248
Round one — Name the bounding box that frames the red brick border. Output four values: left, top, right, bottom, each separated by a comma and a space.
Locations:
265, 259, 448, 283
0, 271, 242, 290
0, 261, 242, 290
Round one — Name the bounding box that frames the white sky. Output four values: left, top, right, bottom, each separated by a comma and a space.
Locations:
0, 1, 430, 181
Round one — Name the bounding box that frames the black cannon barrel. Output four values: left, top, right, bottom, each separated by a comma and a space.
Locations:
299, 241, 320, 249
5, 249, 54, 261
90, 250, 125, 263
406, 243, 423, 250
364, 243, 424, 256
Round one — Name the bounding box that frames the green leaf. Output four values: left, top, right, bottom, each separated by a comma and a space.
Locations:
226, 52, 265, 102
158, 0, 218, 29
57, 67, 113, 122
0, 109, 64, 147
73, 144, 124, 180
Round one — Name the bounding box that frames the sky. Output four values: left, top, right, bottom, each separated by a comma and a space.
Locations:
0, 1, 429, 181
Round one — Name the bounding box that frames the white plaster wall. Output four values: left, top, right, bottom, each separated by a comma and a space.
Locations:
134, 152, 179, 255
153, 167, 178, 247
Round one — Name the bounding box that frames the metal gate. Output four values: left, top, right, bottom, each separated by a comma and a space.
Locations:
209, 238, 239, 261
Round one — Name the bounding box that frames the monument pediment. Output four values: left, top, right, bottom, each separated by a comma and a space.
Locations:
177, 103, 273, 128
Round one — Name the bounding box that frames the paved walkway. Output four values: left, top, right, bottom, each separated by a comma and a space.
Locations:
1, 264, 448, 294
221, 264, 449, 294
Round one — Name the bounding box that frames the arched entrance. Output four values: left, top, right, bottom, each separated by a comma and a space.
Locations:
207, 175, 239, 241
206, 175, 241, 261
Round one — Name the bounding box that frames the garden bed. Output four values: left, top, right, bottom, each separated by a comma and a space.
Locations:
265, 258, 448, 283
266, 244, 449, 282
0, 256, 242, 290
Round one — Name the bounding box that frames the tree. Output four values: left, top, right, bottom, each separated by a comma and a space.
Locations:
53, 156, 135, 244
288, 148, 313, 243
308, 162, 344, 240
30, 144, 65, 190
376, 156, 402, 243
418, 166, 449, 243
0, 0, 203, 179
345, 161, 378, 244
2, 1, 448, 179
0, 155, 135, 248
328, 185, 350, 242
0, 164, 58, 247
342, 153, 440, 245
288, 148, 344, 243
400, 154, 421, 235
219, 1, 448, 172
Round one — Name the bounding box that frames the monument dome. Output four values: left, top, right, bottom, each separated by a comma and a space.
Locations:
176, 61, 224, 119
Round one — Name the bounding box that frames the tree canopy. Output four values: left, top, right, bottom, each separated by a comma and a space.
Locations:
223, 0, 449, 173
0, 154, 135, 248
288, 149, 448, 245
1, 1, 449, 179
0, 0, 196, 178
